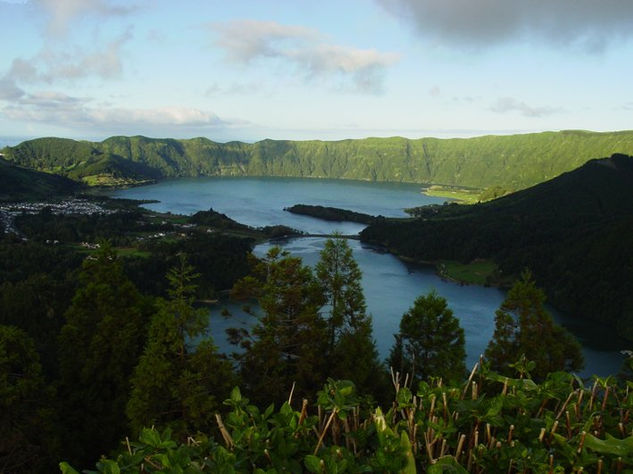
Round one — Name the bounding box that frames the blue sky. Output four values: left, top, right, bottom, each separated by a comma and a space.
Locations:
1, 0, 632, 142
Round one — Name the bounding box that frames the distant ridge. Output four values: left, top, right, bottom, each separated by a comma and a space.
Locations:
360, 153, 633, 341
3, 130, 633, 190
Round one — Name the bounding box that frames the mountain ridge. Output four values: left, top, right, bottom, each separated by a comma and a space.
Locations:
4, 130, 633, 191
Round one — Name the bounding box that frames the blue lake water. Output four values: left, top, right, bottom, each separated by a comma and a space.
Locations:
111, 176, 443, 235
112, 176, 629, 378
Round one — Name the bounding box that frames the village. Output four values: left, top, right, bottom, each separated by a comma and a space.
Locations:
0, 198, 115, 236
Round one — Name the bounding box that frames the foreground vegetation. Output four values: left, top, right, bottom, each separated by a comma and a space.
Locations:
4, 130, 633, 192
62, 361, 633, 473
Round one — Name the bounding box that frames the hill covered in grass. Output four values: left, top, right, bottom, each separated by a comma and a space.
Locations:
361, 153, 633, 341
0, 157, 80, 201
3, 130, 633, 190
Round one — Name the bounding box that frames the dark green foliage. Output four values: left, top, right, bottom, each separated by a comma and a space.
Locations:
65, 152, 159, 184
189, 207, 251, 231
127, 255, 235, 436
0, 203, 266, 469
15, 207, 148, 245
0, 241, 82, 377
230, 247, 328, 405
0, 325, 57, 473
485, 271, 583, 380
362, 154, 633, 341
258, 224, 304, 238
0, 274, 75, 376
56, 243, 154, 467
478, 185, 513, 201
64, 364, 633, 473
7, 130, 633, 191
285, 204, 377, 224
388, 291, 466, 385
0, 240, 82, 283
315, 237, 385, 395
134, 232, 252, 298
0, 157, 79, 201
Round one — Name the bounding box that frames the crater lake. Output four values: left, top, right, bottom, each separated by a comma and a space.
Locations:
111, 176, 629, 377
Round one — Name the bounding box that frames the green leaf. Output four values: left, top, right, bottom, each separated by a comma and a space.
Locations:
138, 428, 161, 448
399, 432, 417, 474
59, 462, 81, 474
304, 455, 323, 473
231, 386, 242, 403
583, 433, 633, 459
427, 455, 468, 473
95, 459, 121, 474
397, 387, 413, 406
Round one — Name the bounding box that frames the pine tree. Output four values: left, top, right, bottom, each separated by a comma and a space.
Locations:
485, 270, 584, 380
388, 291, 466, 385
231, 247, 327, 404
0, 325, 57, 473
56, 242, 154, 467
315, 237, 383, 395
127, 254, 235, 436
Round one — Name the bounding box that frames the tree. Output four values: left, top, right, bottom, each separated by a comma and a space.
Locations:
126, 254, 235, 436
56, 242, 154, 467
315, 237, 383, 395
0, 272, 75, 376
388, 291, 466, 385
0, 325, 57, 473
230, 247, 327, 404
485, 270, 584, 380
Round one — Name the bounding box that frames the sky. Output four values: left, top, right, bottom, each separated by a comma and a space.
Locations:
1, 0, 632, 143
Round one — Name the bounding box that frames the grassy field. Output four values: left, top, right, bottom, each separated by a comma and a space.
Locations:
74, 244, 151, 259
437, 259, 498, 285
81, 174, 152, 187
423, 185, 481, 204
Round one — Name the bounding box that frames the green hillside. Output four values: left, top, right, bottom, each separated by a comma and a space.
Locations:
0, 157, 80, 201
4, 130, 633, 190
360, 153, 633, 341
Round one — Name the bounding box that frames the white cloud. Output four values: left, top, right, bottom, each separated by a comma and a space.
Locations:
490, 97, 563, 118
376, 0, 633, 51
33, 0, 136, 37
2, 88, 237, 137
0, 77, 25, 100
211, 20, 400, 94
3, 30, 131, 85
18, 90, 85, 107
46, 30, 132, 80
89, 106, 223, 127
213, 20, 318, 63
205, 80, 267, 96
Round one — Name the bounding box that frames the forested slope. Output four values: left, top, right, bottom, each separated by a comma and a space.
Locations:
361, 153, 633, 340
4, 130, 633, 189
0, 157, 80, 201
